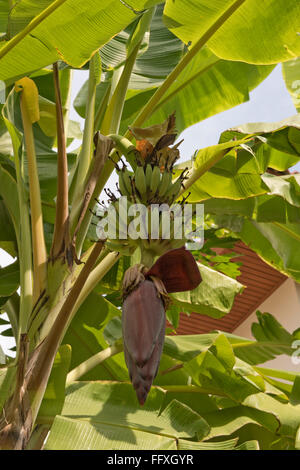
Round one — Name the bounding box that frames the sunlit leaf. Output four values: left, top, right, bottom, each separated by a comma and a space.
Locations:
164, 0, 300, 64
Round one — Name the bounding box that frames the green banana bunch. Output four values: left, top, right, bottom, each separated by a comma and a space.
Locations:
122, 163, 181, 205
103, 197, 187, 255
102, 160, 188, 255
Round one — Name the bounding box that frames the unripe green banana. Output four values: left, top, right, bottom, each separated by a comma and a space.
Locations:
145, 164, 153, 191
165, 177, 182, 203
114, 199, 131, 240
106, 200, 139, 253
158, 170, 172, 198
150, 166, 161, 194
134, 166, 147, 202
118, 171, 128, 197
123, 168, 134, 195
118, 169, 132, 198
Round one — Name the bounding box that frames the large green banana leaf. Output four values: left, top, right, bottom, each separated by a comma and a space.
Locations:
223, 113, 300, 141
188, 116, 300, 202
0, 262, 19, 298
239, 219, 300, 281
0, 165, 20, 249
0, 0, 8, 34
220, 115, 300, 171
0, 0, 161, 82
73, 7, 275, 134
211, 213, 300, 282
164, 0, 300, 64
74, 3, 185, 118
44, 382, 210, 450
44, 331, 300, 450
64, 303, 297, 385
1, 0, 300, 452
195, 173, 300, 224
100, 3, 184, 81
165, 332, 293, 368
121, 49, 274, 134
282, 58, 300, 113
1, 0, 299, 84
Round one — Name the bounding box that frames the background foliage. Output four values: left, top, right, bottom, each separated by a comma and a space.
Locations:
0, 0, 300, 450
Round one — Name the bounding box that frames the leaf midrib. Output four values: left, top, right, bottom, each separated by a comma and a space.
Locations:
152, 57, 221, 113
58, 414, 197, 441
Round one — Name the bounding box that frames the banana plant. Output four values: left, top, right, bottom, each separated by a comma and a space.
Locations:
0, 0, 300, 450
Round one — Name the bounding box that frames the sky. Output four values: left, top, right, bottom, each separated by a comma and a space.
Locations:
0, 64, 298, 355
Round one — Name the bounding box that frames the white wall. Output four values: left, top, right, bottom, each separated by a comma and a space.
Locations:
234, 278, 300, 372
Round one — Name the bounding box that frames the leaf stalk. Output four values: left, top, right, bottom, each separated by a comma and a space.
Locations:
66, 343, 123, 385
19, 93, 47, 303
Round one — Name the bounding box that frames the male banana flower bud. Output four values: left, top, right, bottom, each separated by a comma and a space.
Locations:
122, 248, 201, 405
122, 278, 166, 405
